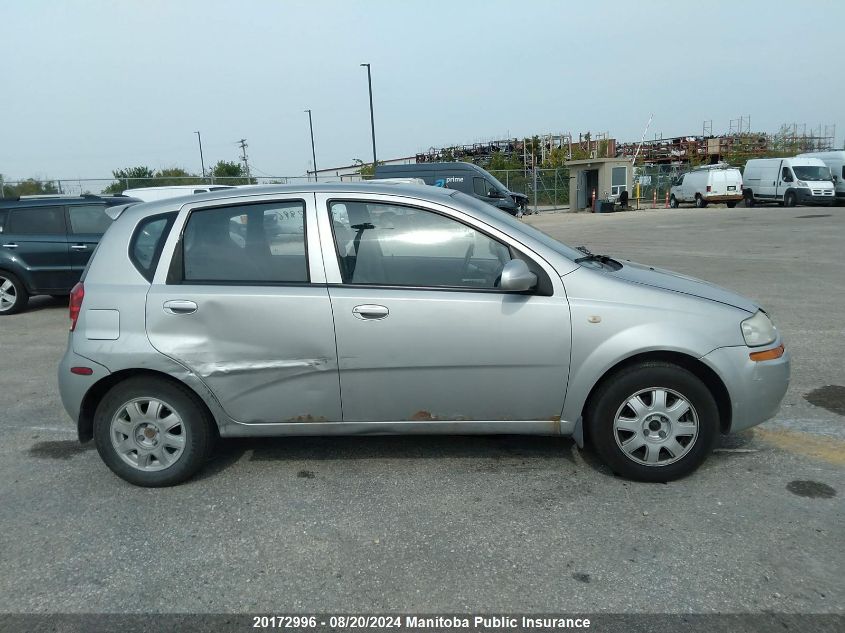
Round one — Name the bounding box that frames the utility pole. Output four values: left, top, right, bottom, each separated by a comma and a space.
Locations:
360, 63, 377, 171
194, 131, 206, 182
238, 138, 251, 183
304, 109, 318, 182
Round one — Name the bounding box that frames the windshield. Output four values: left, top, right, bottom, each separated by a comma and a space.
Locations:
793, 166, 832, 181
451, 192, 587, 261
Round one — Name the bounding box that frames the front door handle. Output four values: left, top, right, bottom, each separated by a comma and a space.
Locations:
163, 300, 198, 315
71, 244, 88, 251
352, 304, 389, 320
2, 243, 18, 249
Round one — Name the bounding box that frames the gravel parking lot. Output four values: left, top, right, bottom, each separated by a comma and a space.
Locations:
1, 205, 842, 616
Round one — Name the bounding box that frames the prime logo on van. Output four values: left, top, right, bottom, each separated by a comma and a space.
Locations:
434, 177, 464, 187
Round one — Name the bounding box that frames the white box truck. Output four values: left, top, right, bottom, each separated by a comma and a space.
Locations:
742, 157, 835, 207
669, 164, 743, 208
798, 150, 845, 204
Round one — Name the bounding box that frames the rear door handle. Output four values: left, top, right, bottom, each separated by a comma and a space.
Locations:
2, 243, 18, 249
71, 244, 88, 251
352, 304, 389, 320
163, 300, 198, 315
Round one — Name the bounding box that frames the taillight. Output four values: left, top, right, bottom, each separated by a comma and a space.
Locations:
69, 282, 84, 331
706, 185, 712, 192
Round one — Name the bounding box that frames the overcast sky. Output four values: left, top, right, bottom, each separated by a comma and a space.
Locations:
1, 0, 842, 182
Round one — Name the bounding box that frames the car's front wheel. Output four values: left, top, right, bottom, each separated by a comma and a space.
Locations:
0, 272, 28, 315
669, 195, 679, 208
587, 362, 719, 482
94, 377, 214, 486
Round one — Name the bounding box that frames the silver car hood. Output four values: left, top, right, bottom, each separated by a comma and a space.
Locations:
611, 260, 758, 313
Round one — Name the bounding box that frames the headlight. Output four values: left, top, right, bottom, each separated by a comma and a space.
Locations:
741, 310, 777, 347
796, 180, 808, 188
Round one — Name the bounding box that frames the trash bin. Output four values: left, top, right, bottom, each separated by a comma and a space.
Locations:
594, 200, 615, 213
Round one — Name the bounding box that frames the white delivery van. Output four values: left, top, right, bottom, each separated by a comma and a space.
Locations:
742, 157, 835, 207
122, 184, 236, 202
669, 164, 743, 208
798, 150, 845, 204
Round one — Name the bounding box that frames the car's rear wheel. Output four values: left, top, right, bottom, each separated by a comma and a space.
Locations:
785, 191, 797, 207
586, 362, 719, 482
0, 272, 28, 315
694, 195, 707, 208
93, 377, 214, 486
669, 195, 679, 208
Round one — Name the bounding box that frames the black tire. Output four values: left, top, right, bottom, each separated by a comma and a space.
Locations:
669, 195, 679, 208
784, 191, 797, 207
586, 362, 719, 482
93, 376, 214, 487
726, 201, 737, 208
0, 271, 29, 315
694, 195, 706, 208
743, 191, 755, 207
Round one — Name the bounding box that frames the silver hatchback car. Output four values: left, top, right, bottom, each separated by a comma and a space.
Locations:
58, 183, 790, 486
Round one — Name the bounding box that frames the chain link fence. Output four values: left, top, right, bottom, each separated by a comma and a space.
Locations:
0, 176, 313, 197
489, 168, 570, 209
632, 164, 684, 206
2, 170, 572, 209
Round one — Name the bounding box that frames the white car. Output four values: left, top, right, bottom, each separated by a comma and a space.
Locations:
670, 165, 743, 208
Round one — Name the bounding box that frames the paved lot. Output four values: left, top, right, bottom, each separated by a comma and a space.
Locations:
0, 205, 842, 614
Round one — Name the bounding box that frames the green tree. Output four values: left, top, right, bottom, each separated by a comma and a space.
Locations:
2, 178, 59, 197
352, 158, 383, 178
104, 166, 156, 193
210, 160, 255, 185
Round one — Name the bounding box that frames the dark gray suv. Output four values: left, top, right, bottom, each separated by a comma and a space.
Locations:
0, 194, 139, 314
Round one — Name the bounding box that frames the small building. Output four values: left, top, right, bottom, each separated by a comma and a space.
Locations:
566, 157, 633, 210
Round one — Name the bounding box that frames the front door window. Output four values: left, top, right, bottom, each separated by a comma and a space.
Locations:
328, 201, 511, 289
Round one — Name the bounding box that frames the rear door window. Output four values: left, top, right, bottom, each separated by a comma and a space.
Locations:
7, 206, 66, 235
68, 204, 112, 234
182, 201, 308, 283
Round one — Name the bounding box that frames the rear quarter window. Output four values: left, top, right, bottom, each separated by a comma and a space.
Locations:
130, 212, 177, 281
68, 204, 112, 234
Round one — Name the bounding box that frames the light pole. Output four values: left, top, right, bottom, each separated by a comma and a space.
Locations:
304, 109, 318, 182
194, 131, 207, 182
360, 63, 377, 172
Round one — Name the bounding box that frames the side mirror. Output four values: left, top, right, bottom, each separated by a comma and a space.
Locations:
500, 259, 537, 292
488, 189, 502, 198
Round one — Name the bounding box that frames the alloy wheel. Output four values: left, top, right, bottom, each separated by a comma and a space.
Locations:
0, 277, 17, 312
613, 387, 699, 466
110, 397, 187, 471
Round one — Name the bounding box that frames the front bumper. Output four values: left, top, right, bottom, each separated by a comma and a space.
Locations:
796, 189, 835, 205
701, 341, 790, 433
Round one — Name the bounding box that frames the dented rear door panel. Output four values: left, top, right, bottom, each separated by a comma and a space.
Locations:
145, 285, 341, 423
